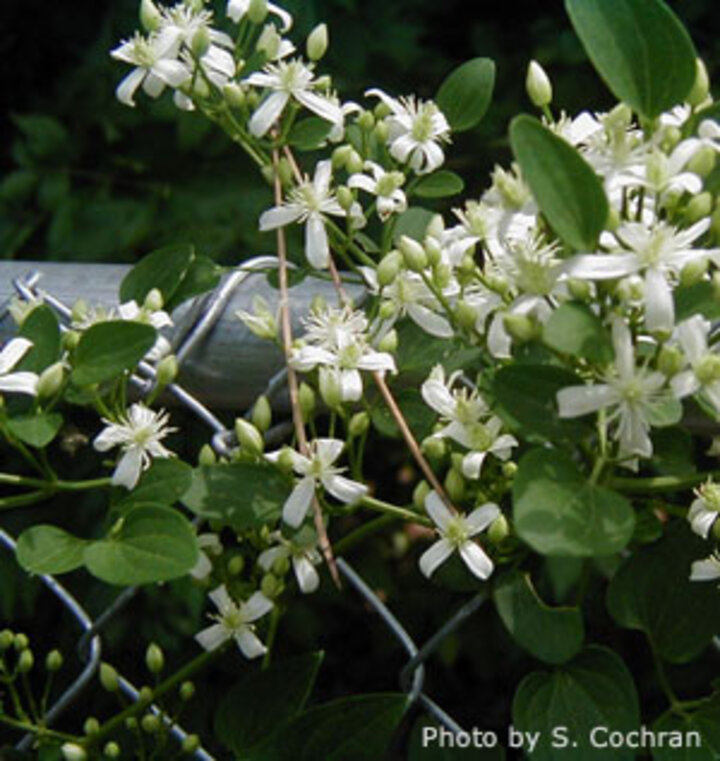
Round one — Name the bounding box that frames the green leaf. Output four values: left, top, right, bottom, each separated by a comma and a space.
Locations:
395, 321, 482, 380
493, 571, 584, 664
182, 463, 292, 531
652, 699, 720, 760
408, 716, 505, 759
393, 207, 435, 244
165, 255, 221, 311
413, 171, 465, 199
436, 58, 495, 132
115, 459, 193, 512
246, 694, 408, 761
542, 302, 612, 363
565, 0, 697, 119
675, 282, 720, 322
288, 118, 334, 151
72, 321, 156, 386
16, 525, 86, 575
119, 243, 194, 306
606, 523, 720, 663
486, 364, 589, 442
513, 448, 635, 557
371, 389, 435, 441
83, 505, 198, 586
6, 412, 62, 448
18, 305, 61, 372
215, 652, 324, 755
510, 115, 608, 252
13, 114, 70, 161
512, 646, 640, 760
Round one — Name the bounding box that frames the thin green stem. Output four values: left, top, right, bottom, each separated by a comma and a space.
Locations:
650, 638, 684, 715
609, 471, 720, 494
262, 605, 281, 670
334, 514, 398, 555
359, 495, 431, 527
0, 713, 78, 742
0, 473, 111, 491
0, 490, 49, 512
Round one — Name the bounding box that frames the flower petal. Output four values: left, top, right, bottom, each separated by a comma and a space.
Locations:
282, 476, 316, 528
419, 538, 454, 578
235, 628, 267, 659
459, 541, 494, 580
424, 491, 453, 531
250, 91, 290, 137
241, 591, 273, 622
322, 473, 367, 504
305, 215, 330, 269
195, 623, 229, 651
111, 448, 144, 490
293, 556, 320, 593
465, 503, 500, 535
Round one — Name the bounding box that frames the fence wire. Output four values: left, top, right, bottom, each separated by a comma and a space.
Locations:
0, 266, 485, 756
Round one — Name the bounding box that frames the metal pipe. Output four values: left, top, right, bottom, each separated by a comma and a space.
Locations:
0, 261, 365, 410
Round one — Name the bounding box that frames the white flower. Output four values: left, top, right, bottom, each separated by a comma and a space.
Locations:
366, 89, 450, 174
690, 552, 720, 583
687, 482, 720, 539
0, 338, 39, 397
227, 0, 293, 32
258, 530, 322, 593
93, 404, 175, 490
195, 585, 273, 658
111, 31, 191, 107
419, 491, 499, 581
563, 219, 717, 334
259, 160, 345, 269
671, 315, 720, 415
244, 59, 342, 137
236, 294, 279, 340
348, 161, 407, 221
277, 438, 367, 528
190, 533, 223, 581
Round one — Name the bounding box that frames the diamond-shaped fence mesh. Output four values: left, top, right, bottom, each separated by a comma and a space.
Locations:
0, 265, 481, 756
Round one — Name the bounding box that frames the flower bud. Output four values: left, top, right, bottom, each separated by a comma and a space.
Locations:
139, 0, 162, 32
125, 717, 139, 731
319, 368, 343, 409
712, 518, 720, 541
657, 345, 684, 377
104, 742, 121, 758
37, 362, 64, 399
18, 648, 34, 673
357, 110, 375, 131
100, 662, 120, 692
378, 300, 397, 321
348, 411, 370, 438
252, 395, 272, 433
223, 83, 246, 109
61, 744, 87, 761
14, 633, 29, 651
503, 313, 537, 343
306, 23, 329, 61
46, 649, 63, 672
687, 146, 716, 177
143, 288, 163, 312
399, 235, 427, 272
141, 713, 161, 734
346, 150, 364, 175
138, 686, 154, 706
255, 26, 280, 60
145, 643, 164, 675
567, 278, 592, 301
413, 480, 430, 510
261, 572, 283, 598
444, 468, 465, 503
378, 328, 398, 353
276, 446, 295, 473
235, 418, 264, 455
332, 144, 353, 170
191, 26, 211, 58
455, 301, 477, 331
680, 256, 709, 287
227, 555, 245, 576
247, 0, 269, 24
377, 250, 403, 287
180, 681, 195, 701
198, 444, 217, 467
526, 60, 552, 108
63, 330, 81, 351
83, 717, 100, 737
156, 355, 178, 387
336, 186, 354, 211
182, 735, 201, 754
0, 630, 13, 651
487, 514, 510, 546
688, 58, 710, 108
299, 383, 316, 421
421, 436, 446, 462
374, 121, 389, 143
271, 555, 291, 576
685, 192, 713, 225
501, 461, 517, 479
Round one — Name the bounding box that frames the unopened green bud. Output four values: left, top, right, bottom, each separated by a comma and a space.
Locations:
271, 555, 291, 576
487, 514, 510, 546
427, 213, 445, 240
455, 301, 477, 331
501, 461, 517, 479
413, 480, 431, 510
378, 300, 397, 321
332, 144, 353, 170
399, 235, 427, 272
63, 330, 81, 350
138, 686, 154, 706
526, 60, 552, 108
247, 0, 268, 24
306, 23, 328, 61
276, 446, 295, 473
712, 517, 720, 541
319, 368, 343, 408
421, 436, 446, 461
261, 572, 283, 598
299, 382, 316, 420
606, 205, 620, 232
0, 630, 13, 651
223, 83, 246, 109
348, 411, 370, 438
61, 744, 87, 761
688, 58, 710, 108
378, 328, 398, 353
685, 192, 713, 225
374, 101, 392, 120
18, 649, 34, 673
141, 713, 161, 734
357, 110, 375, 131
103, 742, 121, 758
156, 355, 178, 387
182, 735, 201, 754
261, 164, 276, 187
37, 362, 64, 398
275, 156, 292, 187
425, 237, 442, 267
191, 26, 211, 58
84, 717, 100, 737
227, 555, 245, 576
567, 279, 592, 301
139, 0, 162, 32
14, 633, 29, 651
657, 345, 685, 378
71, 298, 88, 323
100, 662, 120, 692
374, 121, 389, 143
346, 150, 364, 175
503, 313, 537, 343
145, 643, 164, 675
377, 250, 403, 287
46, 650, 63, 672
256, 23, 281, 61
336, 185, 354, 211
444, 469, 465, 503
198, 444, 217, 467
125, 717, 139, 731
235, 418, 264, 455
252, 396, 272, 433
688, 145, 716, 177
680, 256, 709, 287
144, 288, 163, 312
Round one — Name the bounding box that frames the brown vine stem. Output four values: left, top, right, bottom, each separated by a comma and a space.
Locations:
271, 145, 341, 588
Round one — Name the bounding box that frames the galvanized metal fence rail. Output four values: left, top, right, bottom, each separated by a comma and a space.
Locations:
0, 264, 486, 756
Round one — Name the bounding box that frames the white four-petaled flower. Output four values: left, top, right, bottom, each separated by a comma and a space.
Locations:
0, 338, 39, 397
258, 530, 322, 594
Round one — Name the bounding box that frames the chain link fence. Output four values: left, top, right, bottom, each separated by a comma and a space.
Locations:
0, 265, 484, 757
